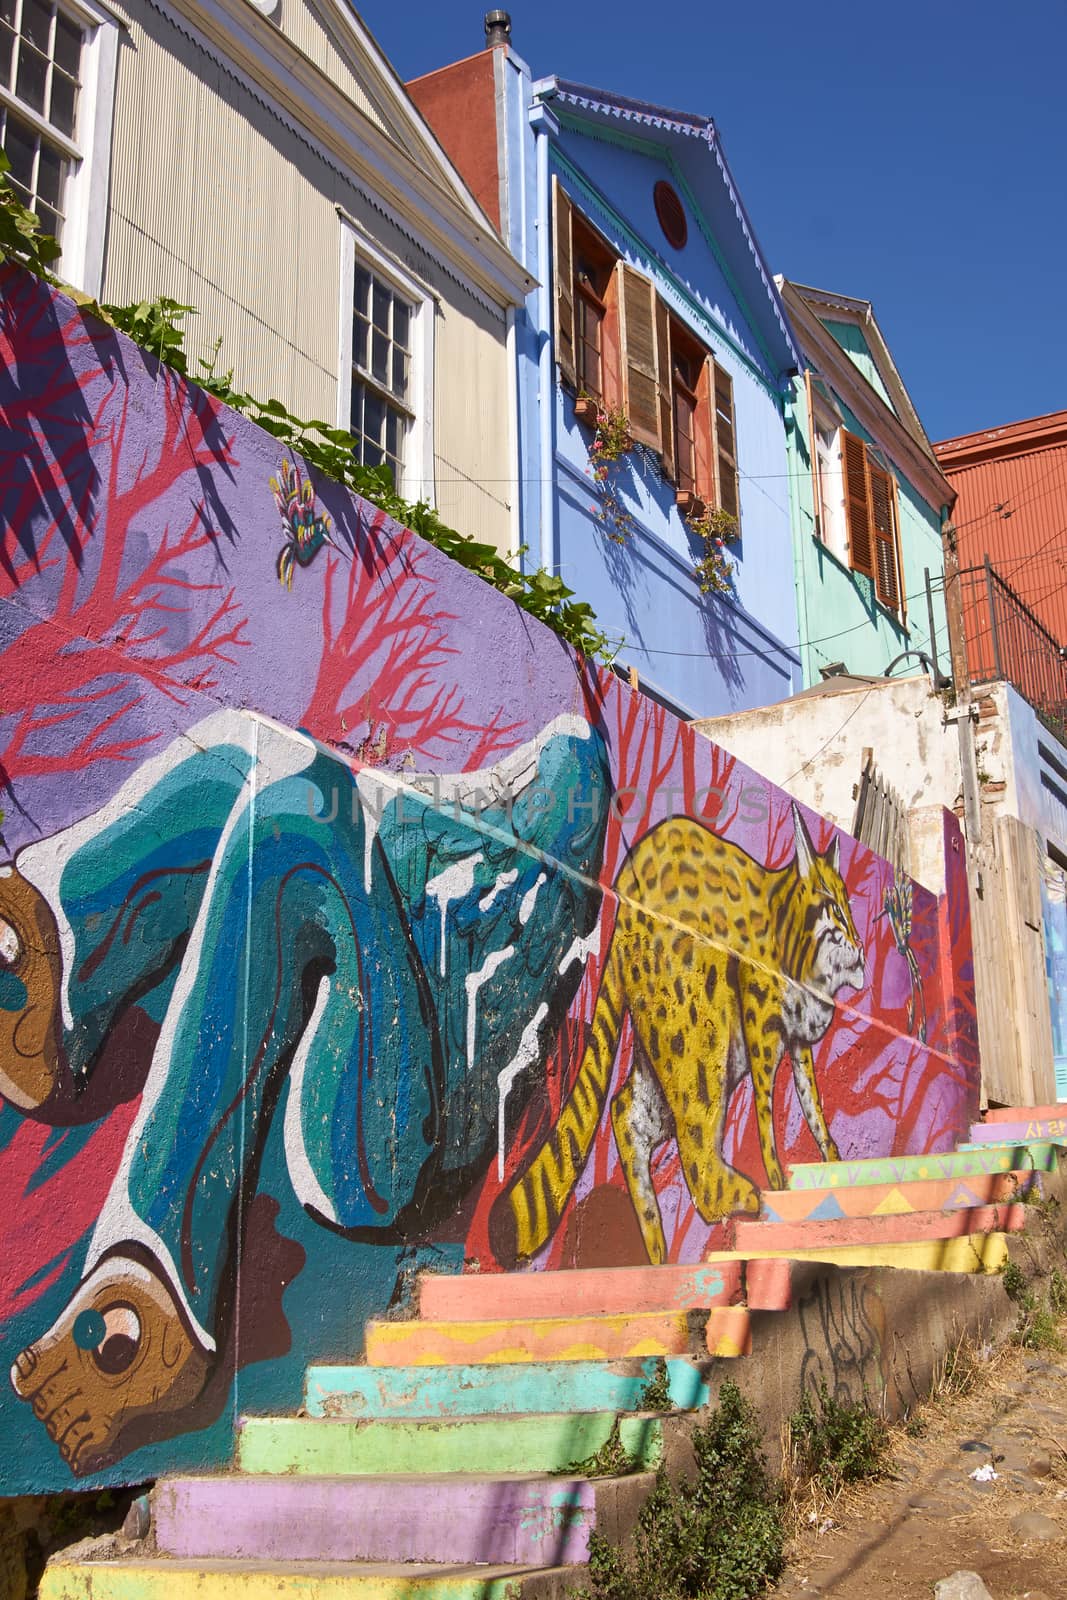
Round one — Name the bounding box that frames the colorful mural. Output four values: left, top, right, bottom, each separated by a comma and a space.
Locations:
0, 268, 979, 1493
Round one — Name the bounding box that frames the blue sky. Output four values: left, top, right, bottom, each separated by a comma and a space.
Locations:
366, 0, 1065, 444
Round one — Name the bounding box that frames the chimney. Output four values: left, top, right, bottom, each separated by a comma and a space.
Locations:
484, 9, 511, 48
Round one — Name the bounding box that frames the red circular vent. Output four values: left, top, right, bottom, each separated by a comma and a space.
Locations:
653, 181, 687, 250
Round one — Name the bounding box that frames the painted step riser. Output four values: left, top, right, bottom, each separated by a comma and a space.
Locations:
363, 1306, 748, 1366
966, 1125, 1067, 1146
417, 1261, 742, 1321
155, 1477, 597, 1566
237, 1412, 666, 1477
40, 1564, 550, 1600
984, 1104, 1067, 1125
760, 1172, 1035, 1223
305, 1357, 711, 1419
710, 1230, 1009, 1274
734, 1203, 1027, 1253
788, 1144, 1059, 1190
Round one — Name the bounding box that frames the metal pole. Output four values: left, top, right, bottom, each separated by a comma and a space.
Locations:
984, 554, 1004, 680
924, 567, 942, 686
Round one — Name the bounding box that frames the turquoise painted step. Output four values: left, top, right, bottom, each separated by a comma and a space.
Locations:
788, 1143, 1059, 1191
305, 1357, 710, 1419
237, 1412, 669, 1477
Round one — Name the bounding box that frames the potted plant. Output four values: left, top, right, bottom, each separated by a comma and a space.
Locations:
580, 398, 636, 545
688, 504, 739, 595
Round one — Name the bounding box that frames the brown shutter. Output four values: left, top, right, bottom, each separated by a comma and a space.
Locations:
619, 264, 660, 448
655, 296, 675, 483
552, 178, 576, 387
694, 356, 714, 501
712, 363, 738, 522
842, 429, 874, 578
869, 462, 900, 611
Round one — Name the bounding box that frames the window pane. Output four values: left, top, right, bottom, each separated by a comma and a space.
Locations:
385, 407, 398, 463
35, 137, 61, 209
22, 0, 51, 54
0, 23, 13, 87
352, 313, 368, 372
392, 299, 410, 351
363, 389, 385, 447
0, 0, 16, 29
371, 328, 388, 386
371, 279, 390, 334
392, 347, 408, 398
16, 41, 48, 112
53, 11, 80, 75
49, 67, 76, 135
353, 266, 371, 318
35, 198, 59, 237
4, 115, 36, 193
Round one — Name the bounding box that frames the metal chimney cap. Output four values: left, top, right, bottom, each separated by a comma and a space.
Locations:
484, 9, 511, 47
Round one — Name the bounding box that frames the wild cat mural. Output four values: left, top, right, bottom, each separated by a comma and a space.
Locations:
0, 269, 978, 1490
1, 710, 609, 1475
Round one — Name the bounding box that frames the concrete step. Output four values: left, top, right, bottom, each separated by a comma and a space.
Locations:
363, 1306, 750, 1365
787, 1143, 1059, 1190
236, 1411, 676, 1477
965, 1122, 1067, 1146
39, 1553, 574, 1600
417, 1261, 742, 1322
708, 1230, 1010, 1274
305, 1356, 711, 1419
733, 1202, 1027, 1254
760, 1171, 1035, 1223
154, 1471, 653, 1567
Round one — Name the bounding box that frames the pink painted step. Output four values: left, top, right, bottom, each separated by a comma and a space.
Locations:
733, 1202, 1027, 1254
759, 1172, 1031, 1224
417, 1262, 743, 1322
154, 1473, 605, 1566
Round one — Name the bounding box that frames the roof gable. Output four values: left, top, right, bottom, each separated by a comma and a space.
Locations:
536, 79, 800, 382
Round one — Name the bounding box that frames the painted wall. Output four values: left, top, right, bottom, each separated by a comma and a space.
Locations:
0, 270, 978, 1494
786, 379, 949, 688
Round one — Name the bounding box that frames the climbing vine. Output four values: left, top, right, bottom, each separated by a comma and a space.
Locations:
0, 156, 616, 662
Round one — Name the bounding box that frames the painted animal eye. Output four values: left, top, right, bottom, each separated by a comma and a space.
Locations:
0, 918, 20, 968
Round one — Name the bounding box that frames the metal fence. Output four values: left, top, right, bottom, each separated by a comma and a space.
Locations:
959, 556, 1067, 741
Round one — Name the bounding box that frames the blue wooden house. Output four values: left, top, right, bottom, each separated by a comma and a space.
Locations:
409, 17, 803, 718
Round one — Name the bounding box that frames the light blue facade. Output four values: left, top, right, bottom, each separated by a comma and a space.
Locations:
495, 57, 803, 718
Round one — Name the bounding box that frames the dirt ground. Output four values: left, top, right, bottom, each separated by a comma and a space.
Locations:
775, 1338, 1067, 1600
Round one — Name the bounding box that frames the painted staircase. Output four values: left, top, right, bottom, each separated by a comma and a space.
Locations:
40, 1117, 1063, 1599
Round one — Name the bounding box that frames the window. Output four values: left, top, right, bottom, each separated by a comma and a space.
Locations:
841, 427, 904, 616
0, 0, 115, 291
350, 263, 414, 485
553, 177, 739, 526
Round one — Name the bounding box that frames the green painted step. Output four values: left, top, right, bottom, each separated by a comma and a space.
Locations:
237, 1412, 670, 1477
787, 1143, 1059, 1190
39, 1555, 571, 1600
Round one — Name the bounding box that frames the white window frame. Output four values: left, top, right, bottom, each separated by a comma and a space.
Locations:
0, 0, 118, 295
812, 399, 848, 565
337, 214, 435, 507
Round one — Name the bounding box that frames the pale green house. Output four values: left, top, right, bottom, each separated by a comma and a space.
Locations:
776, 280, 955, 687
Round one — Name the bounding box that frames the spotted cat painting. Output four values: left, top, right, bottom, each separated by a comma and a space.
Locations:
0, 270, 979, 1493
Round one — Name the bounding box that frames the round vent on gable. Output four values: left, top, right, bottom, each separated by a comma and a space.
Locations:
653, 181, 687, 250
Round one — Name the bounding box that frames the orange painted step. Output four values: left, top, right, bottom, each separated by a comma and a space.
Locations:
759, 1171, 1033, 1224
984, 1104, 1067, 1123
417, 1262, 743, 1322
733, 1202, 1026, 1255
364, 1306, 751, 1366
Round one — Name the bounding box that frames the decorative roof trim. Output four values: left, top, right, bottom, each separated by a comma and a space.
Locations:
535, 77, 800, 376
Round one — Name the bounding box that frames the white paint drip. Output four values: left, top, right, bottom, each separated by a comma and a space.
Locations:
479, 870, 518, 913
558, 927, 600, 975
465, 946, 514, 1067
283, 974, 337, 1224
519, 872, 546, 926
355, 772, 386, 896
425, 853, 482, 976
497, 1002, 549, 1178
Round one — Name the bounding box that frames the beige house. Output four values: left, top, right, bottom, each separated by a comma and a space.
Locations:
1, 0, 532, 551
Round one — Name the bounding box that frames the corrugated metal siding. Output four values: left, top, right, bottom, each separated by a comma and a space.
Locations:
280, 0, 391, 139
100, 0, 511, 554
948, 440, 1067, 650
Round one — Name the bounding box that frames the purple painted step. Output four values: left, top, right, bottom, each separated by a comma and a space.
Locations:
154, 1473, 599, 1566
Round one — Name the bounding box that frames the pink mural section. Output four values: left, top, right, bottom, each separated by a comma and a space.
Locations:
0, 267, 979, 1493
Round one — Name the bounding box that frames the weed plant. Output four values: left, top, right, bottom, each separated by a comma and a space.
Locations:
787, 1381, 889, 1494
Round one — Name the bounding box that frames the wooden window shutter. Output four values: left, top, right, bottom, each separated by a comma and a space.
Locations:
552, 178, 576, 387
655, 296, 675, 483
869, 462, 901, 611
842, 429, 874, 578
712, 363, 738, 521
694, 356, 714, 500
619, 264, 661, 449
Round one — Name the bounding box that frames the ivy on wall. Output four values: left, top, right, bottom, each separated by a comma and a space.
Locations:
0, 154, 615, 661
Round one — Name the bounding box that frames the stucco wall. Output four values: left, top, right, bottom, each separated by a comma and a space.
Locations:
0, 270, 977, 1495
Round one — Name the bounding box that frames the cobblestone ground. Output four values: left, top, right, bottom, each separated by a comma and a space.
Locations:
777, 1339, 1067, 1600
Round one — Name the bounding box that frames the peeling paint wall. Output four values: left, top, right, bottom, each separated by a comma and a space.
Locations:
0, 270, 978, 1494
